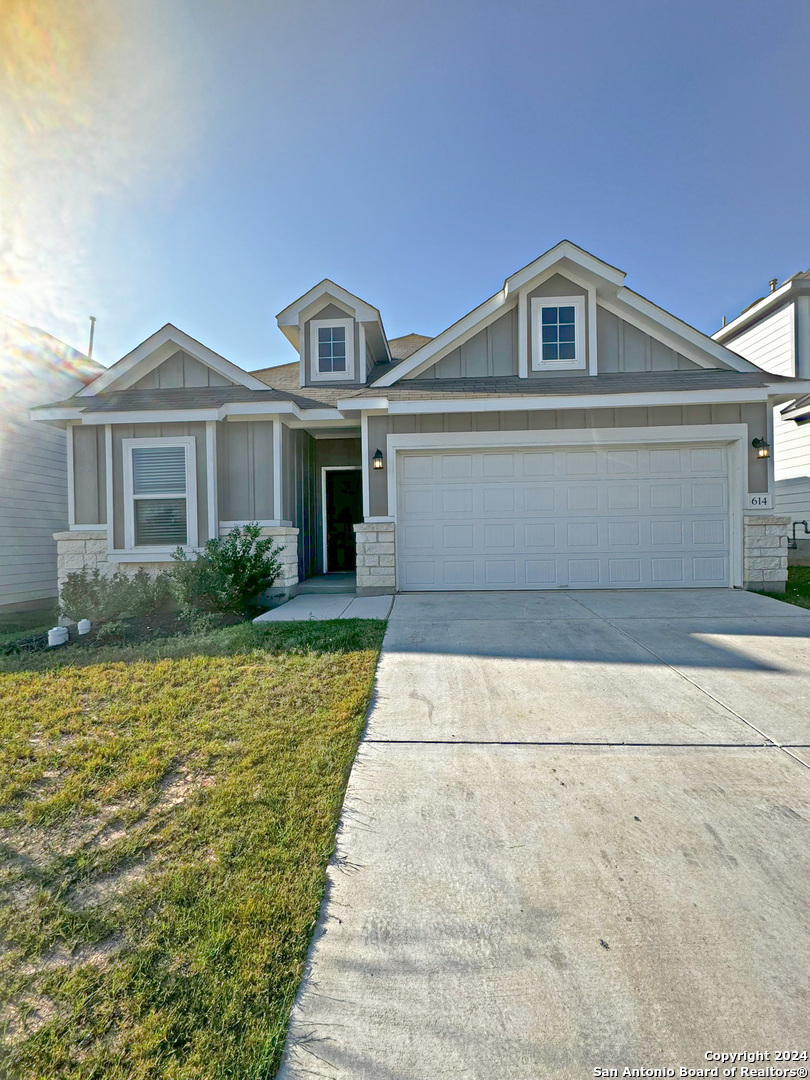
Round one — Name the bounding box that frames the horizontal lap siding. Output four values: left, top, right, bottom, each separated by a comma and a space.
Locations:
1, 356, 90, 606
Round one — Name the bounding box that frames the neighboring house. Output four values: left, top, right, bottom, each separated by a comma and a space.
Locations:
32, 241, 810, 596
0, 315, 100, 614
713, 273, 810, 549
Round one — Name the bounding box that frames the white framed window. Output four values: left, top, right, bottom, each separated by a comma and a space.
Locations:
531, 295, 586, 371
309, 317, 356, 382
122, 436, 198, 549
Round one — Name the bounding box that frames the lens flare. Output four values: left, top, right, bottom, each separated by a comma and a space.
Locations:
0, 0, 199, 355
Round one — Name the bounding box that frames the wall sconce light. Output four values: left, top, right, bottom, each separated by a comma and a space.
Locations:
372, 448, 384, 470
752, 438, 771, 459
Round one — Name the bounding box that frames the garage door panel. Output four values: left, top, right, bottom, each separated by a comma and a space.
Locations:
397, 445, 731, 590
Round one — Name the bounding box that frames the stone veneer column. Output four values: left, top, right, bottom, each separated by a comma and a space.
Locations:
354, 522, 395, 595
743, 514, 790, 593
54, 530, 110, 593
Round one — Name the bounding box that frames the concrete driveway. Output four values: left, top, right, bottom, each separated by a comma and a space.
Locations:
278, 590, 810, 1080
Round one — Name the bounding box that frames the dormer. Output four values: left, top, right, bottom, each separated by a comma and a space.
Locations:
276, 280, 391, 388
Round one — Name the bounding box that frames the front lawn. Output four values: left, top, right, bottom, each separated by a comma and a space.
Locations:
763, 565, 810, 610
0, 618, 385, 1079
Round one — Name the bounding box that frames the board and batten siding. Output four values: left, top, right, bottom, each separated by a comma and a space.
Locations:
217, 420, 274, 522
366, 403, 769, 518
411, 282, 701, 381
720, 303, 810, 523
282, 427, 316, 580
72, 425, 107, 525
130, 350, 235, 389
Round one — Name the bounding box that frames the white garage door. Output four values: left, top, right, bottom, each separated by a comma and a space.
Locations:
396, 444, 731, 590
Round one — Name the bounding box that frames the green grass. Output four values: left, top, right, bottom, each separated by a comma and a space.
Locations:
0, 618, 386, 1079
761, 565, 810, 610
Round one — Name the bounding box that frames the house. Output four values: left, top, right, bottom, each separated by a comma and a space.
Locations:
713, 272, 810, 557
32, 241, 810, 597
1, 314, 100, 614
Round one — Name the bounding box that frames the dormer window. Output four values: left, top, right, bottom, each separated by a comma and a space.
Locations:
309, 317, 356, 382
318, 326, 346, 372
531, 295, 586, 371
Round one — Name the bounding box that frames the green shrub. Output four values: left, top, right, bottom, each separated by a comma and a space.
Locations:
94, 619, 128, 644
59, 568, 173, 623
170, 523, 283, 615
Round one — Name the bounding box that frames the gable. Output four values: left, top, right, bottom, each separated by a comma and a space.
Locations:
130, 350, 236, 389
410, 308, 517, 380
79, 324, 268, 396
374, 242, 757, 387
597, 309, 701, 373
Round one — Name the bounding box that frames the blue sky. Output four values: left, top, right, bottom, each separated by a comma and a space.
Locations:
3, 0, 810, 371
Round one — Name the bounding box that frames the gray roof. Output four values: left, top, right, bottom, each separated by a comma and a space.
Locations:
40, 367, 795, 416
388, 333, 433, 360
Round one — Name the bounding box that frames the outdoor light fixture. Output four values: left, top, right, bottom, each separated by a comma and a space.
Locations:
372, 448, 384, 470
752, 438, 771, 459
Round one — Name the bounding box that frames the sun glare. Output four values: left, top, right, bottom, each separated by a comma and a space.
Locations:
0, 0, 198, 356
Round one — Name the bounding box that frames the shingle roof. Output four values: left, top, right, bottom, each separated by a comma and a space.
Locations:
42, 367, 794, 416
388, 333, 433, 360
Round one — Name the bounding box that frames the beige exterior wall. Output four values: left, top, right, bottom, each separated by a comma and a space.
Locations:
72, 424, 107, 525
217, 420, 274, 521
130, 350, 235, 389
111, 422, 209, 548
411, 274, 703, 382
368, 403, 769, 517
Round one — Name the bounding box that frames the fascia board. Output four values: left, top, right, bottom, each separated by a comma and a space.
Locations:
81, 408, 222, 424
30, 407, 84, 422
385, 387, 769, 416
713, 281, 797, 343
372, 291, 509, 387
80, 324, 269, 395
276, 279, 380, 326
336, 397, 390, 412
766, 379, 810, 406
615, 289, 756, 373
504, 242, 626, 295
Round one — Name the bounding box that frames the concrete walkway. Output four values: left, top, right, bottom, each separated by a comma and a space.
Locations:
253, 593, 392, 622
278, 590, 810, 1079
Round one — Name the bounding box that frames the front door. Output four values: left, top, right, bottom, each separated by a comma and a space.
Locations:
325, 469, 363, 572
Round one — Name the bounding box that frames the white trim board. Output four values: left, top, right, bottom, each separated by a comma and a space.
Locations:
385, 424, 749, 590
384, 388, 771, 415
320, 465, 362, 574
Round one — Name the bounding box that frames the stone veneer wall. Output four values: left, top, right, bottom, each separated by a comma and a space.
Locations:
54, 526, 300, 601
354, 522, 395, 595
743, 515, 790, 592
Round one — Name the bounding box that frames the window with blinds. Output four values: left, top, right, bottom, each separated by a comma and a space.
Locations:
131, 445, 188, 545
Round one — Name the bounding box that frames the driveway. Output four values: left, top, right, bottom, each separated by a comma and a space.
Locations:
278, 590, 810, 1080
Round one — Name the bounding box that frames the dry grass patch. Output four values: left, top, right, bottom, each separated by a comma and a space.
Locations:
0, 618, 385, 1079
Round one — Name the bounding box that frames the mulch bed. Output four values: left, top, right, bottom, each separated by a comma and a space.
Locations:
0, 612, 245, 656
